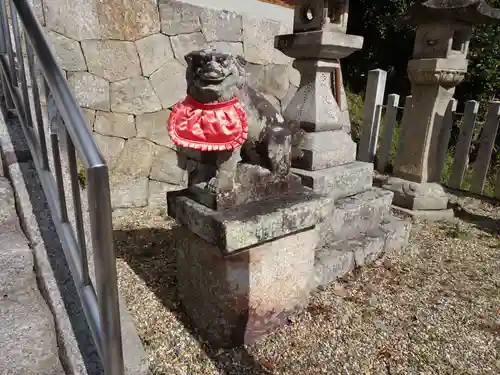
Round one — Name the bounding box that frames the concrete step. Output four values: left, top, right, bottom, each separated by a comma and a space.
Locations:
0, 176, 65, 375
320, 187, 394, 244
314, 216, 411, 288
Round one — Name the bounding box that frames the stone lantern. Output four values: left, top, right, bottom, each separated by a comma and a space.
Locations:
383, 0, 500, 216
275, 0, 363, 170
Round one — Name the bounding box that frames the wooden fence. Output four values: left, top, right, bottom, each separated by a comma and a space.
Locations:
358, 69, 500, 198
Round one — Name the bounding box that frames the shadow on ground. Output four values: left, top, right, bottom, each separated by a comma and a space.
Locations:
114, 225, 273, 375
447, 188, 500, 234
1, 112, 103, 374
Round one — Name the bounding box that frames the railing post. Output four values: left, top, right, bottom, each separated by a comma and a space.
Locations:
435, 98, 457, 182
358, 69, 387, 163
471, 101, 500, 194
87, 166, 124, 375
449, 100, 479, 189
376, 93, 399, 173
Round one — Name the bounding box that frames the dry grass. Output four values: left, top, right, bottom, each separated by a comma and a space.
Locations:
113, 194, 500, 375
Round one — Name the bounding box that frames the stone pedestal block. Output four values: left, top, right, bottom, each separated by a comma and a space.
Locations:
293, 130, 356, 170
176, 226, 318, 348
292, 161, 373, 200
168, 188, 332, 253
168, 189, 331, 347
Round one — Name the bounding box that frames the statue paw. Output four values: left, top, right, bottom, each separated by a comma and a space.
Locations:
207, 177, 220, 194
207, 175, 235, 194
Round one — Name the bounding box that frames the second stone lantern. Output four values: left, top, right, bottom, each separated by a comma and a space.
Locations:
383, 0, 500, 217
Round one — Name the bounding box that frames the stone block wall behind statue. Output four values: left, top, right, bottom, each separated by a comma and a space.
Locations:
37, 0, 303, 209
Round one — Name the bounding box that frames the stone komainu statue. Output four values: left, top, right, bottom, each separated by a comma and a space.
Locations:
167, 48, 304, 194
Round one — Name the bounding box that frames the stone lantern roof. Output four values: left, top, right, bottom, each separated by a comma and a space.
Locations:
399, 0, 500, 25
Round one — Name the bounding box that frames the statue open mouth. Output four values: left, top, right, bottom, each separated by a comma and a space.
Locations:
197, 71, 230, 83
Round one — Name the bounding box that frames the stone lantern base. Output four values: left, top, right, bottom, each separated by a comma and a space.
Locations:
378, 176, 454, 220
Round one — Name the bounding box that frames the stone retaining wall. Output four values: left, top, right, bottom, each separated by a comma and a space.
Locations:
36, 0, 299, 210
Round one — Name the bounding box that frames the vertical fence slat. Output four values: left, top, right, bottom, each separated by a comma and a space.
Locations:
449, 100, 479, 189
394, 95, 412, 163
471, 101, 500, 194
26, 39, 50, 170
435, 98, 457, 182
0, 0, 16, 87
358, 69, 387, 162
376, 93, 399, 173
8, 1, 32, 127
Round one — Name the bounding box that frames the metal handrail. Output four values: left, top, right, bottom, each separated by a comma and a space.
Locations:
0, 0, 124, 374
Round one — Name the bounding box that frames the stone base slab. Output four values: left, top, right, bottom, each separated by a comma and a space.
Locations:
167, 187, 333, 254
293, 131, 357, 171
381, 176, 449, 211
314, 216, 411, 287
177, 226, 318, 348
320, 187, 394, 245
187, 164, 303, 210
292, 161, 373, 199
391, 205, 455, 221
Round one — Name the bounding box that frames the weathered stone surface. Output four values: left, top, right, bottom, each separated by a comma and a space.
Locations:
290, 67, 301, 87
110, 174, 149, 209
94, 111, 136, 139
207, 42, 244, 57
136, 34, 174, 77
314, 216, 411, 287
150, 145, 186, 185
110, 77, 162, 115
92, 132, 125, 169
281, 84, 297, 112
148, 180, 178, 208
114, 138, 157, 177
200, 8, 242, 42
177, 226, 317, 348
44, 0, 160, 41
293, 161, 373, 200
320, 188, 393, 244
314, 247, 354, 287
159, 0, 202, 35
136, 109, 175, 148
171, 32, 207, 65
381, 176, 449, 211
68, 72, 110, 111
379, 217, 412, 254
245, 63, 290, 100
149, 60, 187, 108
81, 40, 141, 82
0, 247, 34, 296
81, 108, 96, 131
45, 29, 86, 71
0, 289, 64, 374
168, 190, 333, 253
0, 178, 18, 225
293, 130, 357, 171
243, 16, 290, 65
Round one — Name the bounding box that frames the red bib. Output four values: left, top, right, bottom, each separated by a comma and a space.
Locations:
167, 95, 248, 151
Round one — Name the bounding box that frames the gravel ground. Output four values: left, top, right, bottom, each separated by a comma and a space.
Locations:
113, 194, 500, 375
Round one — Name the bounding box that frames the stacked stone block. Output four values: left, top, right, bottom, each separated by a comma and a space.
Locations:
36, 0, 300, 210
276, 0, 411, 287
